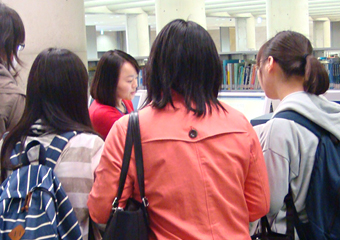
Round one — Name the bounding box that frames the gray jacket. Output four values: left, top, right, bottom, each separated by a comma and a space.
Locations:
251, 91, 340, 238
0, 64, 26, 137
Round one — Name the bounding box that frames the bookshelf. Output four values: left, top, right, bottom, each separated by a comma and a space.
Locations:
88, 48, 340, 91
219, 51, 258, 61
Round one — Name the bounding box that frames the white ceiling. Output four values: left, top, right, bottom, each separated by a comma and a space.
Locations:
84, 0, 340, 32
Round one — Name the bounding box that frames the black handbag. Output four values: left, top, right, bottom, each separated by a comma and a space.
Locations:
103, 111, 149, 240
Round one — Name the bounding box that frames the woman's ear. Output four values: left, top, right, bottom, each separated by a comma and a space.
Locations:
266, 56, 275, 72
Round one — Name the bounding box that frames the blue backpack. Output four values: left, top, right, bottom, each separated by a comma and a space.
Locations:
0, 132, 82, 240
275, 110, 340, 240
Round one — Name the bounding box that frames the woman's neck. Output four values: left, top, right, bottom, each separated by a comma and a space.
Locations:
116, 99, 126, 113
277, 76, 305, 100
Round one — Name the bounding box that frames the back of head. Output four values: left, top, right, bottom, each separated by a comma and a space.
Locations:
144, 19, 224, 117
257, 30, 329, 95
90, 50, 139, 107
1, 48, 95, 173
26, 48, 92, 131
0, 3, 25, 76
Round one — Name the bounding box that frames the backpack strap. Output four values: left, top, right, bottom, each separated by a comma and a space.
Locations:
44, 131, 78, 169
274, 110, 324, 239
274, 110, 324, 138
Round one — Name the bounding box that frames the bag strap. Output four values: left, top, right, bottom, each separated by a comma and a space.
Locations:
113, 112, 148, 208
284, 188, 296, 239
259, 212, 294, 239
284, 186, 314, 240
113, 114, 134, 207
44, 131, 78, 169
130, 111, 148, 206
274, 110, 323, 138
274, 110, 324, 239
12, 131, 78, 169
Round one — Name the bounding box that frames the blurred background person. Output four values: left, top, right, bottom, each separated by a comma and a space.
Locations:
0, 3, 26, 137
89, 50, 139, 139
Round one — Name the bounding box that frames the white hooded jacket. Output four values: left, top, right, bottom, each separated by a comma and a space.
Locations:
252, 91, 340, 237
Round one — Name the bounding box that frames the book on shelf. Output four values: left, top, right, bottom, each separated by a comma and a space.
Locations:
318, 57, 340, 90
221, 59, 260, 91
88, 50, 340, 91
222, 59, 239, 90
328, 58, 340, 89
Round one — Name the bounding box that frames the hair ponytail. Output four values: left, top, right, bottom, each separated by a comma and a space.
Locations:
257, 31, 330, 96
304, 55, 329, 95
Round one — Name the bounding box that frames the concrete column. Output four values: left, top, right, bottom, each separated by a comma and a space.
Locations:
235, 16, 256, 51
220, 27, 230, 52
266, 0, 309, 39
323, 19, 331, 48
126, 12, 150, 57
313, 19, 331, 48
235, 18, 247, 51
246, 16, 256, 50
3, 0, 87, 89
86, 26, 98, 60
155, 0, 206, 34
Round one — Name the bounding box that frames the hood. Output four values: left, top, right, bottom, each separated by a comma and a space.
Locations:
273, 91, 340, 140
0, 64, 25, 95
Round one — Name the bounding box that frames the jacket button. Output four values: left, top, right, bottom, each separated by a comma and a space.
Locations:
189, 129, 198, 138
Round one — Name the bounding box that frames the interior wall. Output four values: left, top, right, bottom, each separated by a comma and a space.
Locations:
96, 31, 118, 52
208, 29, 221, 52
255, 26, 267, 50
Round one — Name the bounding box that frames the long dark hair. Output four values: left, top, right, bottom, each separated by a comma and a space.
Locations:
1, 48, 96, 179
257, 30, 329, 95
90, 50, 139, 107
144, 19, 225, 117
0, 3, 25, 77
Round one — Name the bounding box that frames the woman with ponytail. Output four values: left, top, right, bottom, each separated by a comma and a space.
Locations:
251, 30, 340, 238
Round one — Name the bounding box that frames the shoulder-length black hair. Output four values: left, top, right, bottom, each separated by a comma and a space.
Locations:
1, 48, 96, 176
257, 30, 329, 95
144, 19, 225, 117
90, 50, 139, 107
0, 3, 25, 77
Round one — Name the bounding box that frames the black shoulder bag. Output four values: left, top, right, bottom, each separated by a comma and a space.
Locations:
103, 111, 149, 240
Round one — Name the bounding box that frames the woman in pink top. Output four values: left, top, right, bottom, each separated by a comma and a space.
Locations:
88, 19, 270, 239
89, 50, 139, 139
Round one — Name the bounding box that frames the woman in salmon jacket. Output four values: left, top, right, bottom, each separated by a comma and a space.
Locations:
88, 19, 270, 240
